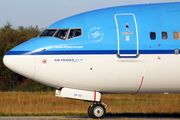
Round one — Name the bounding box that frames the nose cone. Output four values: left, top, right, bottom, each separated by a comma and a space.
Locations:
3, 40, 36, 79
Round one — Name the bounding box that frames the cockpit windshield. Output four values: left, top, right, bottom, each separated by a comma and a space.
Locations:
39, 29, 57, 37
39, 28, 82, 40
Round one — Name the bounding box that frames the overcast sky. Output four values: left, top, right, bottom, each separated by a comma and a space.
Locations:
0, 0, 179, 29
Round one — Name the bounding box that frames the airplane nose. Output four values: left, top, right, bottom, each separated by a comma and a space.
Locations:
3, 40, 36, 79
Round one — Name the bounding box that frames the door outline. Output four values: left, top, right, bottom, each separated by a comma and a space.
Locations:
114, 13, 139, 58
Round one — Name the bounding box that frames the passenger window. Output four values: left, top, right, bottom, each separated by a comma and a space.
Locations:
174, 31, 180, 40
150, 32, 156, 40
39, 29, 57, 37
162, 31, 168, 40
54, 29, 69, 40
69, 29, 82, 39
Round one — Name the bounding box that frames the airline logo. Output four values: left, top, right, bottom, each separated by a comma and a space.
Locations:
54, 59, 83, 62
88, 27, 104, 42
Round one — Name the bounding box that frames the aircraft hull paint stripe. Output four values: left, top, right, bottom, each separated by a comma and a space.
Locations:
135, 76, 144, 94
5, 50, 176, 55
94, 91, 96, 101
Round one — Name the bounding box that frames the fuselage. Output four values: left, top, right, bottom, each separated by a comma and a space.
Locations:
3, 2, 180, 94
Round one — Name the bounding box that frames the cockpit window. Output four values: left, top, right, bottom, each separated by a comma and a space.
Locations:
69, 29, 82, 39
54, 28, 82, 40
54, 29, 69, 40
39, 29, 57, 37
39, 28, 82, 40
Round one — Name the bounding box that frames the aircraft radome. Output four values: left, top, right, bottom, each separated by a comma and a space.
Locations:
3, 2, 180, 119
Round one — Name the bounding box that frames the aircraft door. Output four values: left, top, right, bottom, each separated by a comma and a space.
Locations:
115, 13, 139, 58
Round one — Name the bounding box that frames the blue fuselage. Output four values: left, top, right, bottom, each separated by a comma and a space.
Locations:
3, 2, 180, 94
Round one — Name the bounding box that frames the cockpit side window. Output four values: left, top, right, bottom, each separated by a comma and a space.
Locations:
39, 29, 57, 37
54, 29, 69, 40
69, 29, 82, 39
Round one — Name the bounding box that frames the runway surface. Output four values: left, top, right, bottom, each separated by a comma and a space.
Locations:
0, 116, 180, 120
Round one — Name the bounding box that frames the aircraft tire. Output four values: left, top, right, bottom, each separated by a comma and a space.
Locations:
88, 104, 94, 118
91, 104, 106, 119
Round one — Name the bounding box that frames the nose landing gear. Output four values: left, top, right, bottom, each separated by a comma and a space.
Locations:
88, 101, 107, 119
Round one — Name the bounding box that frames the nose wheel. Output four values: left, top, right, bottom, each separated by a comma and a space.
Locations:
88, 101, 107, 119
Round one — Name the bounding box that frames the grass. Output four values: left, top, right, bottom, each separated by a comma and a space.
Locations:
0, 92, 180, 117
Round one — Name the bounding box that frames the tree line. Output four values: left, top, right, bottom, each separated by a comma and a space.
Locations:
0, 22, 55, 91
